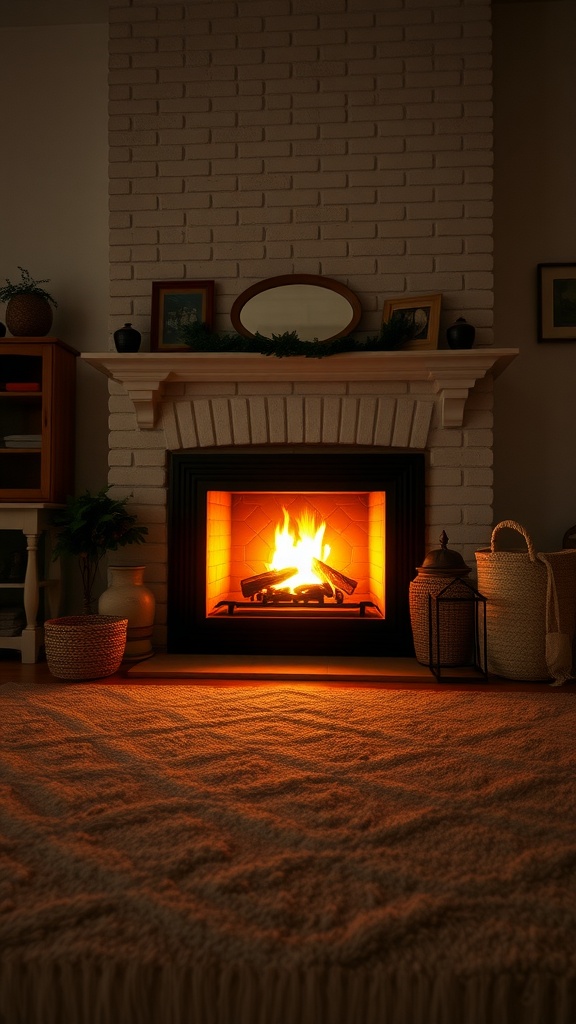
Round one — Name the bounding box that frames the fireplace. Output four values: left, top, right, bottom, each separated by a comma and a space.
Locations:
168, 449, 424, 657
82, 346, 519, 656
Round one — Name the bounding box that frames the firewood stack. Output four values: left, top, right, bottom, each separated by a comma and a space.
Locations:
240, 560, 358, 605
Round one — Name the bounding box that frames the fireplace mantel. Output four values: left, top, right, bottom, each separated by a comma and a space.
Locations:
82, 348, 518, 429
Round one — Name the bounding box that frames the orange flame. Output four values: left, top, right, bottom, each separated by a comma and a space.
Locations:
268, 507, 330, 590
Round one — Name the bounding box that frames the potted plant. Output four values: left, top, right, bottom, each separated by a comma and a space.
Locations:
45, 489, 148, 680
0, 266, 58, 337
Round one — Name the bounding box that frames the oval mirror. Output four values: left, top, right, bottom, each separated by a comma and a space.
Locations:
230, 274, 362, 343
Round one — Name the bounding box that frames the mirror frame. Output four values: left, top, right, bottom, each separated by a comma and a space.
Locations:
230, 274, 362, 342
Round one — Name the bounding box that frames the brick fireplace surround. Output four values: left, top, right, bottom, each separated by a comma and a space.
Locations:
83, 347, 517, 654
94, 0, 517, 663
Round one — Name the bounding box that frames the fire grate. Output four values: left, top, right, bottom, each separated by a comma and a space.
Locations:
214, 596, 381, 616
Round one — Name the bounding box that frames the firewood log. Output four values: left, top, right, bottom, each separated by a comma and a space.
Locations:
241, 567, 298, 598
311, 558, 357, 595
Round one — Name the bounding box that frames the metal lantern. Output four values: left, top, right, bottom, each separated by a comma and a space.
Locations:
427, 575, 487, 681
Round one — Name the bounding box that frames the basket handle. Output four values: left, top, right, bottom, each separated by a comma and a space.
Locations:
490, 520, 538, 561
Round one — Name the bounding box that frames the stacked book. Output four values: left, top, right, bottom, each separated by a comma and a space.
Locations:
3, 434, 42, 449
4, 382, 40, 393
0, 606, 25, 637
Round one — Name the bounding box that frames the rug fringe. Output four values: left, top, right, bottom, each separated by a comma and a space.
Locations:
0, 959, 574, 1024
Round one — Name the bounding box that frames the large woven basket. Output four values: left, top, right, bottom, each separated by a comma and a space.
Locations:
476, 520, 576, 681
44, 615, 128, 681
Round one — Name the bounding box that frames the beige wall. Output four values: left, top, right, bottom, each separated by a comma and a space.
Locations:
0, 0, 574, 596
493, 0, 576, 550
0, 21, 110, 496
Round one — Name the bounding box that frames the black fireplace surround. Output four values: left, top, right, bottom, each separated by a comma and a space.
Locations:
168, 449, 425, 658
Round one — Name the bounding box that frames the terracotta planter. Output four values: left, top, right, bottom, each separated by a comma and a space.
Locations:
6, 295, 53, 336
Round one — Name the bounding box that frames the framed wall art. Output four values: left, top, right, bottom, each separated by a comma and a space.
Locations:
150, 280, 215, 352
537, 263, 576, 342
382, 294, 442, 350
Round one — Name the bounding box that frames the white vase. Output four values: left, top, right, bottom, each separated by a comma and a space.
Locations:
98, 565, 155, 661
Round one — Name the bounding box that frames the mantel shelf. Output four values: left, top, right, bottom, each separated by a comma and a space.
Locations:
81, 348, 519, 429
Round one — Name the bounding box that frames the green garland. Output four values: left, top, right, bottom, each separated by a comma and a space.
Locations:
181, 314, 414, 359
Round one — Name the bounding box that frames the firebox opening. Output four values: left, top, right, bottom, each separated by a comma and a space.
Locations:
168, 450, 425, 657
206, 490, 385, 619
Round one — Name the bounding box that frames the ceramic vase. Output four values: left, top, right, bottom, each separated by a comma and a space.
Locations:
113, 323, 141, 352
446, 317, 475, 349
98, 565, 155, 660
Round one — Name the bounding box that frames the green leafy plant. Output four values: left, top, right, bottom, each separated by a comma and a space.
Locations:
0, 267, 58, 307
181, 312, 415, 358
52, 489, 148, 613
366, 312, 416, 351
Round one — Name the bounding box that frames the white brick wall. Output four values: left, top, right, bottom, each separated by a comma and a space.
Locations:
108, 0, 493, 344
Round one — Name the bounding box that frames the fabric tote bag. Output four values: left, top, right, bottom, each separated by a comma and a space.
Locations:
475, 520, 576, 684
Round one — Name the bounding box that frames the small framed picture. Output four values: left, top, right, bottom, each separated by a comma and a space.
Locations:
537, 263, 576, 342
150, 280, 215, 352
382, 294, 442, 350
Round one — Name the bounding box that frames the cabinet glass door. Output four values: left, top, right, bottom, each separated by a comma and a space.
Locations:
0, 352, 44, 498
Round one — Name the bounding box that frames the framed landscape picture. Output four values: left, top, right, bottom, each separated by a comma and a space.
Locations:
537, 263, 576, 342
150, 280, 215, 352
382, 294, 442, 350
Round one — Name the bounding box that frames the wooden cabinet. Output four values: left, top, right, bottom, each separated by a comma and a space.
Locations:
0, 337, 77, 502
0, 339, 77, 662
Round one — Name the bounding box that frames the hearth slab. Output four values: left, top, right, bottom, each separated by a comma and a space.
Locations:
126, 654, 436, 682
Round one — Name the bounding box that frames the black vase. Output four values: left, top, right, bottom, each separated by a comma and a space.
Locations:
446, 317, 475, 349
113, 323, 141, 352
0, 322, 6, 338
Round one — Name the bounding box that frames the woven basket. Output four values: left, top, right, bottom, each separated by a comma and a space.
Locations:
476, 520, 576, 681
409, 574, 475, 666
44, 615, 128, 681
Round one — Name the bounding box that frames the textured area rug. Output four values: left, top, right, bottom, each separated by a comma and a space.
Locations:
0, 681, 575, 1024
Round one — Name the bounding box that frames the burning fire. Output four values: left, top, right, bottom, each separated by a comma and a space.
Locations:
268, 507, 330, 590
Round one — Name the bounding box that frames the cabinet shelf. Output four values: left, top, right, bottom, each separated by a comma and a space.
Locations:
0, 580, 51, 589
